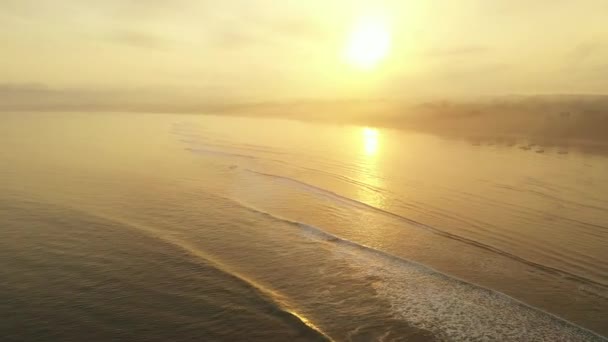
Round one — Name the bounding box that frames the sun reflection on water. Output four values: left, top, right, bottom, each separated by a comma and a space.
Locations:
357, 127, 386, 211
362, 127, 379, 156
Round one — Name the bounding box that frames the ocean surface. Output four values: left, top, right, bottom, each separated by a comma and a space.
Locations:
1, 112, 607, 341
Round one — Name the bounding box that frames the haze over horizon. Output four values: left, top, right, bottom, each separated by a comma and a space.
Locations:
3, 2, 608, 341
2, 0, 608, 110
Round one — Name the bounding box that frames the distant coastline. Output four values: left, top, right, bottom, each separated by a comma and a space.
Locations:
2, 86, 607, 152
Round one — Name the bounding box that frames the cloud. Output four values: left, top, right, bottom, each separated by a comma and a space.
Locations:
208, 11, 330, 50
568, 41, 607, 64
477, 0, 569, 16
424, 45, 490, 57
436, 63, 511, 78
107, 30, 171, 49
562, 41, 608, 87
0, 83, 237, 112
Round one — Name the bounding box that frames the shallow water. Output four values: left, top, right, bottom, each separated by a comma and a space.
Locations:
1, 112, 607, 341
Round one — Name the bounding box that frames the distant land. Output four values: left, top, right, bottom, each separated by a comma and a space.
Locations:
387, 95, 608, 146
2, 83, 607, 148
183, 95, 608, 149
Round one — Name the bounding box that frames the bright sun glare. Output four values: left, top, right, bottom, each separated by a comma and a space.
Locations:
345, 16, 391, 70
362, 127, 379, 155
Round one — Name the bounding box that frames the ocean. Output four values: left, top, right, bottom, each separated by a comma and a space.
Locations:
1, 112, 607, 341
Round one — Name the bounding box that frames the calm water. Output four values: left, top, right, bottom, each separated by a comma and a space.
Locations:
1, 112, 607, 341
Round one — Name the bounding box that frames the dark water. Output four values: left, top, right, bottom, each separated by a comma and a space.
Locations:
1, 112, 607, 341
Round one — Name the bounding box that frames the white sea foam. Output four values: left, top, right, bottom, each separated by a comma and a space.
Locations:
223, 195, 606, 341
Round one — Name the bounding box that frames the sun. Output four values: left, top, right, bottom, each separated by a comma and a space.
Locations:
345, 16, 391, 70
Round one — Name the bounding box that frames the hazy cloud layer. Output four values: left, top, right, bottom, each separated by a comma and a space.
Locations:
1, 0, 607, 107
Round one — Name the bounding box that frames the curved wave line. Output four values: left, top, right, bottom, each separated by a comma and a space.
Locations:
185, 147, 259, 160
219, 194, 608, 341
245, 168, 608, 290
45, 201, 333, 342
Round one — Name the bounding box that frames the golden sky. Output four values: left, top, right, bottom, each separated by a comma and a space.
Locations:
1, 0, 607, 104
